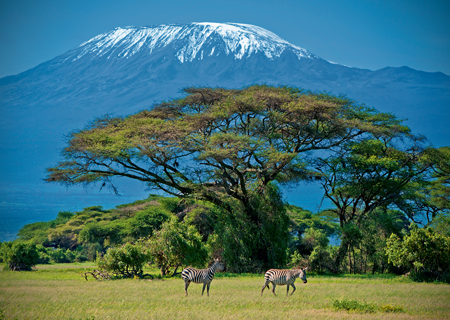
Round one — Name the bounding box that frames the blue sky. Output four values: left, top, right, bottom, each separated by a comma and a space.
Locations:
1, 0, 449, 78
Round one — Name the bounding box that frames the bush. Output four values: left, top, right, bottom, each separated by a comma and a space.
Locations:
146, 218, 208, 276
309, 245, 335, 273
0, 241, 39, 271
332, 298, 404, 314
49, 248, 74, 263
36, 245, 51, 264
288, 250, 310, 269
386, 223, 450, 283
76, 243, 103, 261
96, 241, 151, 278
128, 207, 171, 238
333, 299, 378, 313
75, 253, 88, 262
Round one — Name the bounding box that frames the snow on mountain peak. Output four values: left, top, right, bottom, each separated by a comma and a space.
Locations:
69, 22, 317, 63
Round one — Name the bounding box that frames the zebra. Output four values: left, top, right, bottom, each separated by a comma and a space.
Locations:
181, 259, 225, 296
261, 267, 307, 296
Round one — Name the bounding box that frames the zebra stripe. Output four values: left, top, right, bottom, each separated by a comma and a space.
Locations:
181, 259, 224, 296
261, 267, 307, 296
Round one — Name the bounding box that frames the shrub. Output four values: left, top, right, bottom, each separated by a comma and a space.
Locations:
128, 207, 171, 238
75, 253, 88, 262
36, 245, 51, 264
0, 241, 39, 271
386, 223, 450, 283
146, 218, 208, 276
96, 241, 151, 278
76, 243, 103, 261
332, 298, 404, 314
288, 250, 310, 269
309, 245, 334, 273
50, 248, 70, 263
333, 298, 378, 313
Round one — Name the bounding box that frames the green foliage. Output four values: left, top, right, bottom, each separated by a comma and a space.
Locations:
75, 243, 102, 262
17, 222, 52, 245
0, 241, 39, 271
145, 218, 208, 276
15, 195, 176, 262
288, 250, 308, 269
386, 223, 450, 282
429, 214, 450, 237
78, 221, 117, 246
46, 85, 409, 270
332, 298, 404, 313
309, 245, 336, 273
314, 135, 445, 272
96, 241, 151, 278
49, 248, 75, 263
289, 226, 337, 273
288, 207, 338, 256
51, 211, 75, 226
303, 227, 329, 251
423, 146, 450, 210
127, 206, 171, 238
214, 183, 290, 272
36, 245, 51, 264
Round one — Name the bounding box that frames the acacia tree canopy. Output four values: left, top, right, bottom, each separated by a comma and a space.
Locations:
45, 85, 408, 269
46, 85, 405, 211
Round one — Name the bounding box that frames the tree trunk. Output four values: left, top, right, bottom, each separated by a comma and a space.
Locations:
348, 249, 353, 274
333, 241, 349, 273
172, 265, 180, 277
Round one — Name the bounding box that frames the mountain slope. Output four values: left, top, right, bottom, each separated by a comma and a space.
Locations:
1, 22, 449, 241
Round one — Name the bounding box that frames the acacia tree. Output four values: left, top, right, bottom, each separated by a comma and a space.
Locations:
405, 146, 450, 223
314, 136, 446, 271
46, 85, 404, 269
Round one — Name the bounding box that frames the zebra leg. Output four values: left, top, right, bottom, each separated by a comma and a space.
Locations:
286, 284, 290, 296
184, 280, 190, 296
271, 284, 277, 296
202, 282, 207, 296
290, 283, 296, 296
261, 281, 270, 295
207, 283, 211, 296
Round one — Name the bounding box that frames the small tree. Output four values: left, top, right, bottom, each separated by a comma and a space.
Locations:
146, 218, 207, 276
0, 241, 39, 271
386, 224, 450, 282
96, 241, 151, 278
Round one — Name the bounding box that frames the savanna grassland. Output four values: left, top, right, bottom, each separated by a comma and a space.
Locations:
0, 263, 449, 320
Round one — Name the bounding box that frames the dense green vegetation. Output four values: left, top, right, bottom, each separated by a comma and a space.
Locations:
1, 195, 338, 273
2, 85, 449, 281
2, 193, 449, 283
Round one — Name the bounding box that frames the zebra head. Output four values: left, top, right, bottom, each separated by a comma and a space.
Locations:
294, 267, 307, 283
212, 259, 225, 272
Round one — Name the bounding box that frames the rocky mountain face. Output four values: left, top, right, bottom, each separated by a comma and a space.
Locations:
1, 22, 449, 241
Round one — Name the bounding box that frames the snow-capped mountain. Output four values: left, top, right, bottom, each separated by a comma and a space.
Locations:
69, 23, 317, 63
1, 22, 449, 241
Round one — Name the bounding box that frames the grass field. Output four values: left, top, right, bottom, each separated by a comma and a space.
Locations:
1, 263, 449, 319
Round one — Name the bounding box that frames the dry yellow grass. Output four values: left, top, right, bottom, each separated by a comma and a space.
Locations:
0, 263, 449, 320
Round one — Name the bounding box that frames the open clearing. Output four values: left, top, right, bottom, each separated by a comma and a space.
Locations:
0, 263, 449, 319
